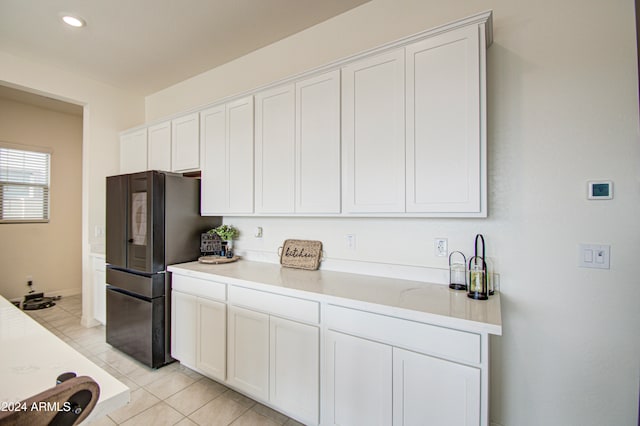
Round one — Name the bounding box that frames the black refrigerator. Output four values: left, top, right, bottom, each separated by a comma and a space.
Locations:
105, 170, 220, 368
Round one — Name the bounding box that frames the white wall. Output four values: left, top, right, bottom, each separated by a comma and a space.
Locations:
146, 1, 640, 425
0, 51, 145, 325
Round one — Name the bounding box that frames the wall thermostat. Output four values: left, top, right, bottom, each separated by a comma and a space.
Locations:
587, 181, 613, 200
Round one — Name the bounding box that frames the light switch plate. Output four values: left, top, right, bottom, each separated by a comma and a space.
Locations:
579, 243, 610, 269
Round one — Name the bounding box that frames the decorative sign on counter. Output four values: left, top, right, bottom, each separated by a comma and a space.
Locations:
279, 239, 323, 270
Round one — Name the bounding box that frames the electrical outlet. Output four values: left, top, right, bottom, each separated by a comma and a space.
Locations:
254, 227, 263, 238
435, 238, 448, 257
345, 234, 356, 250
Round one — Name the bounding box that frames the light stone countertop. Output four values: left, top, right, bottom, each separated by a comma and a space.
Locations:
0, 295, 129, 423
168, 259, 502, 336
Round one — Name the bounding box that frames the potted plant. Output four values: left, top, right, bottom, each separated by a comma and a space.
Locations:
208, 224, 238, 255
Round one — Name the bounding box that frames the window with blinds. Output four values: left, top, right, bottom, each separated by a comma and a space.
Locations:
0, 143, 51, 223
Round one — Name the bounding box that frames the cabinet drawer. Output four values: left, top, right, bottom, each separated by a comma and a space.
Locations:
326, 305, 480, 364
229, 286, 319, 324
172, 274, 226, 301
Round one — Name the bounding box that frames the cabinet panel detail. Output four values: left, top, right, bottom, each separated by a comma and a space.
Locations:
172, 112, 200, 172
255, 85, 295, 213
171, 290, 197, 367
393, 347, 481, 425
200, 97, 254, 215
227, 306, 269, 400
325, 330, 392, 425
120, 128, 148, 174
227, 97, 255, 213
270, 317, 319, 425
406, 25, 482, 213
147, 121, 171, 171
295, 70, 341, 213
197, 298, 227, 381
342, 50, 405, 213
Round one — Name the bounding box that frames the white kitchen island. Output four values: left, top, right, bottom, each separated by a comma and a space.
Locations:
0, 295, 129, 423
169, 259, 502, 426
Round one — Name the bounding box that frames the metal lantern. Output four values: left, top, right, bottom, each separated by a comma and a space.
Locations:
449, 251, 467, 290
468, 255, 488, 300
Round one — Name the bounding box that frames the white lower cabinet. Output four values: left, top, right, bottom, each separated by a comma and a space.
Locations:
270, 316, 319, 425
196, 297, 227, 381
325, 331, 393, 426
227, 303, 320, 425
171, 290, 197, 367
170, 270, 491, 426
325, 310, 483, 426
172, 292, 227, 378
227, 305, 270, 400
393, 347, 480, 426
171, 276, 227, 380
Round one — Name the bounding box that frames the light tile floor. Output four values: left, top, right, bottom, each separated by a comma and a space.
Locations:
24, 295, 304, 426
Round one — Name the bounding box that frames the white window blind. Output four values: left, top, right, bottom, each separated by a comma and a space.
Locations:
0, 143, 51, 223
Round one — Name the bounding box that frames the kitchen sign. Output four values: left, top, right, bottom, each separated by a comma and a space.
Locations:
279, 239, 323, 270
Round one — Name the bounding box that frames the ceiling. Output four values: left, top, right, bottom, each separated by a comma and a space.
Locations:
0, 0, 370, 96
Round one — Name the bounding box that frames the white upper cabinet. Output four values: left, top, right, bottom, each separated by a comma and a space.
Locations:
406, 25, 484, 214
255, 84, 296, 214
172, 112, 200, 172
121, 11, 491, 218
295, 70, 341, 214
120, 128, 147, 174
342, 49, 406, 213
147, 120, 171, 171
255, 71, 341, 215
200, 96, 254, 215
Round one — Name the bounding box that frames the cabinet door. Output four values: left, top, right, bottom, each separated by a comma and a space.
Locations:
342, 50, 405, 213
227, 305, 269, 400
255, 84, 295, 213
172, 112, 200, 172
200, 105, 227, 215
171, 290, 197, 368
406, 26, 482, 214
120, 128, 147, 174
325, 331, 392, 425
147, 121, 171, 171
295, 70, 341, 214
197, 298, 226, 381
201, 98, 254, 215
393, 347, 480, 426
226, 97, 254, 214
270, 317, 319, 425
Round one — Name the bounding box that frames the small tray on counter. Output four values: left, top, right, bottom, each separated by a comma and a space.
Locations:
198, 255, 240, 264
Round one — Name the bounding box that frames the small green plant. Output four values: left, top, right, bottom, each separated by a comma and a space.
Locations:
208, 224, 238, 241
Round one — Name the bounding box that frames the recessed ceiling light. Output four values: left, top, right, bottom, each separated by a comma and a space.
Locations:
61, 15, 86, 28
